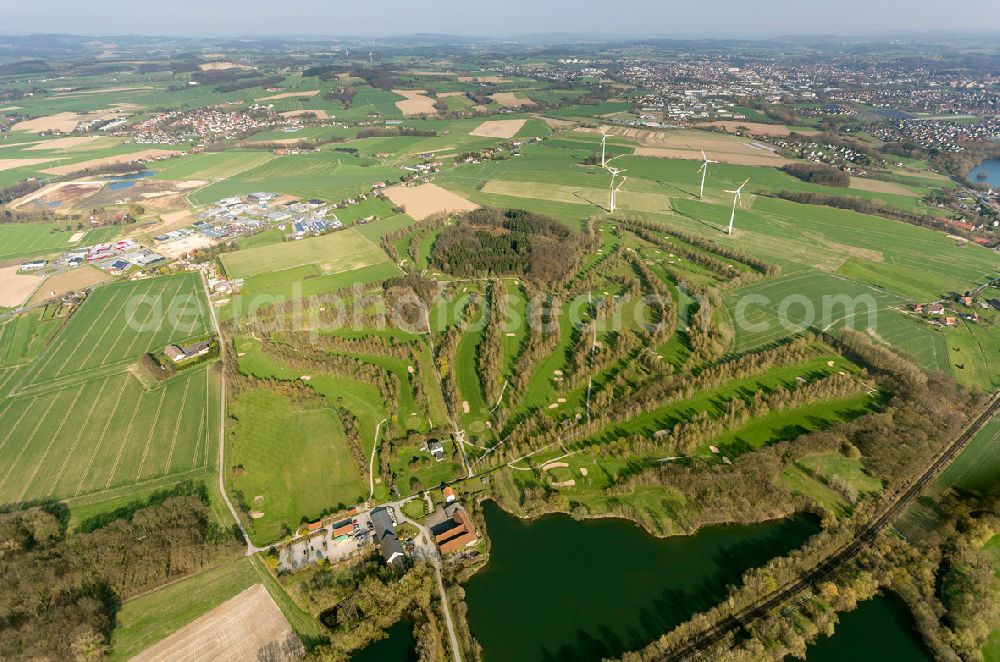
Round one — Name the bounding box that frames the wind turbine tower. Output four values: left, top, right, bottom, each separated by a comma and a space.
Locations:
609, 167, 627, 213
600, 130, 609, 168
697, 150, 718, 199
724, 178, 749, 235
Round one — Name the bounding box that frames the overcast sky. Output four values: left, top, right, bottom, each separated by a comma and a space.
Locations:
5, 0, 1000, 38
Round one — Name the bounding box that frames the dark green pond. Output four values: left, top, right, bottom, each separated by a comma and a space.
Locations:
465, 501, 820, 661
350, 619, 416, 662
804, 592, 932, 661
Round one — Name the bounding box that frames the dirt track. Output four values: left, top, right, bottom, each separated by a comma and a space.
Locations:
131, 584, 303, 662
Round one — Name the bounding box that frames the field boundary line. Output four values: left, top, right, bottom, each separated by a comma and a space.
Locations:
75, 376, 133, 496
132, 385, 170, 483
68, 466, 211, 506
46, 376, 111, 499
162, 376, 194, 475
14, 384, 86, 503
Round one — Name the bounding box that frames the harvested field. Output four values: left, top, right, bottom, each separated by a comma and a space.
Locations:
40, 149, 181, 177
849, 177, 918, 196
280, 109, 330, 119
28, 265, 111, 305
23, 136, 102, 151
490, 92, 535, 107
257, 90, 319, 101
199, 62, 255, 71
586, 126, 793, 165
53, 86, 154, 97
633, 147, 792, 166
384, 183, 478, 220
470, 119, 527, 139
0, 267, 43, 308
437, 91, 468, 98
13, 107, 135, 134
131, 585, 302, 662
0, 158, 61, 172
459, 76, 508, 83
9, 181, 102, 211
697, 121, 792, 137
393, 89, 438, 116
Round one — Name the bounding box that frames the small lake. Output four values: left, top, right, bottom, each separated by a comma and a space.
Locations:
103, 170, 156, 190
350, 619, 416, 662
464, 501, 820, 662
803, 591, 932, 661
969, 160, 1000, 188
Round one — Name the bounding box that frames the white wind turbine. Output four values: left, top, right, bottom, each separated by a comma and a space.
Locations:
697, 150, 718, 199
609, 167, 627, 212
600, 130, 610, 168
724, 178, 750, 235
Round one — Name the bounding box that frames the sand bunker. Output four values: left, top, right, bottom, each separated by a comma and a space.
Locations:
470, 119, 527, 139
541, 462, 569, 472
393, 89, 438, 116
383, 183, 478, 221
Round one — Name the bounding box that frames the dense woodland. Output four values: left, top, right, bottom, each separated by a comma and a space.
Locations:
430, 208, 591, 285
782, 163, 851, 187
0, 483, 241, 660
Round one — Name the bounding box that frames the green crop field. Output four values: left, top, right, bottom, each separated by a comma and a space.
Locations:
219, 227, 389, 279
0, 224, 120, 261
22, 273, 211, 387
0, 365, 213, 506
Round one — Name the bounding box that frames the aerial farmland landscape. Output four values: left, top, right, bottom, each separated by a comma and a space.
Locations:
1, 2, 1000, 661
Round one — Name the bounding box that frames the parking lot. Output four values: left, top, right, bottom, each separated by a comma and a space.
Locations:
277, 509, 375, 572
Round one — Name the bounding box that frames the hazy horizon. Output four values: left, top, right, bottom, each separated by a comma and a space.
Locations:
6, 0, 1000, 39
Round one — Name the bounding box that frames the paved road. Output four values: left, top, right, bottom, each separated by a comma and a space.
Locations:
665, 394, 1000, 661
391, 502, 463, 662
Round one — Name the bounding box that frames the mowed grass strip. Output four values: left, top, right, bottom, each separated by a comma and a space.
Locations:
219, 228, 389, 279
23, 273, 210, 387
228, 389, 368, 545
0, 366, 210, 507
